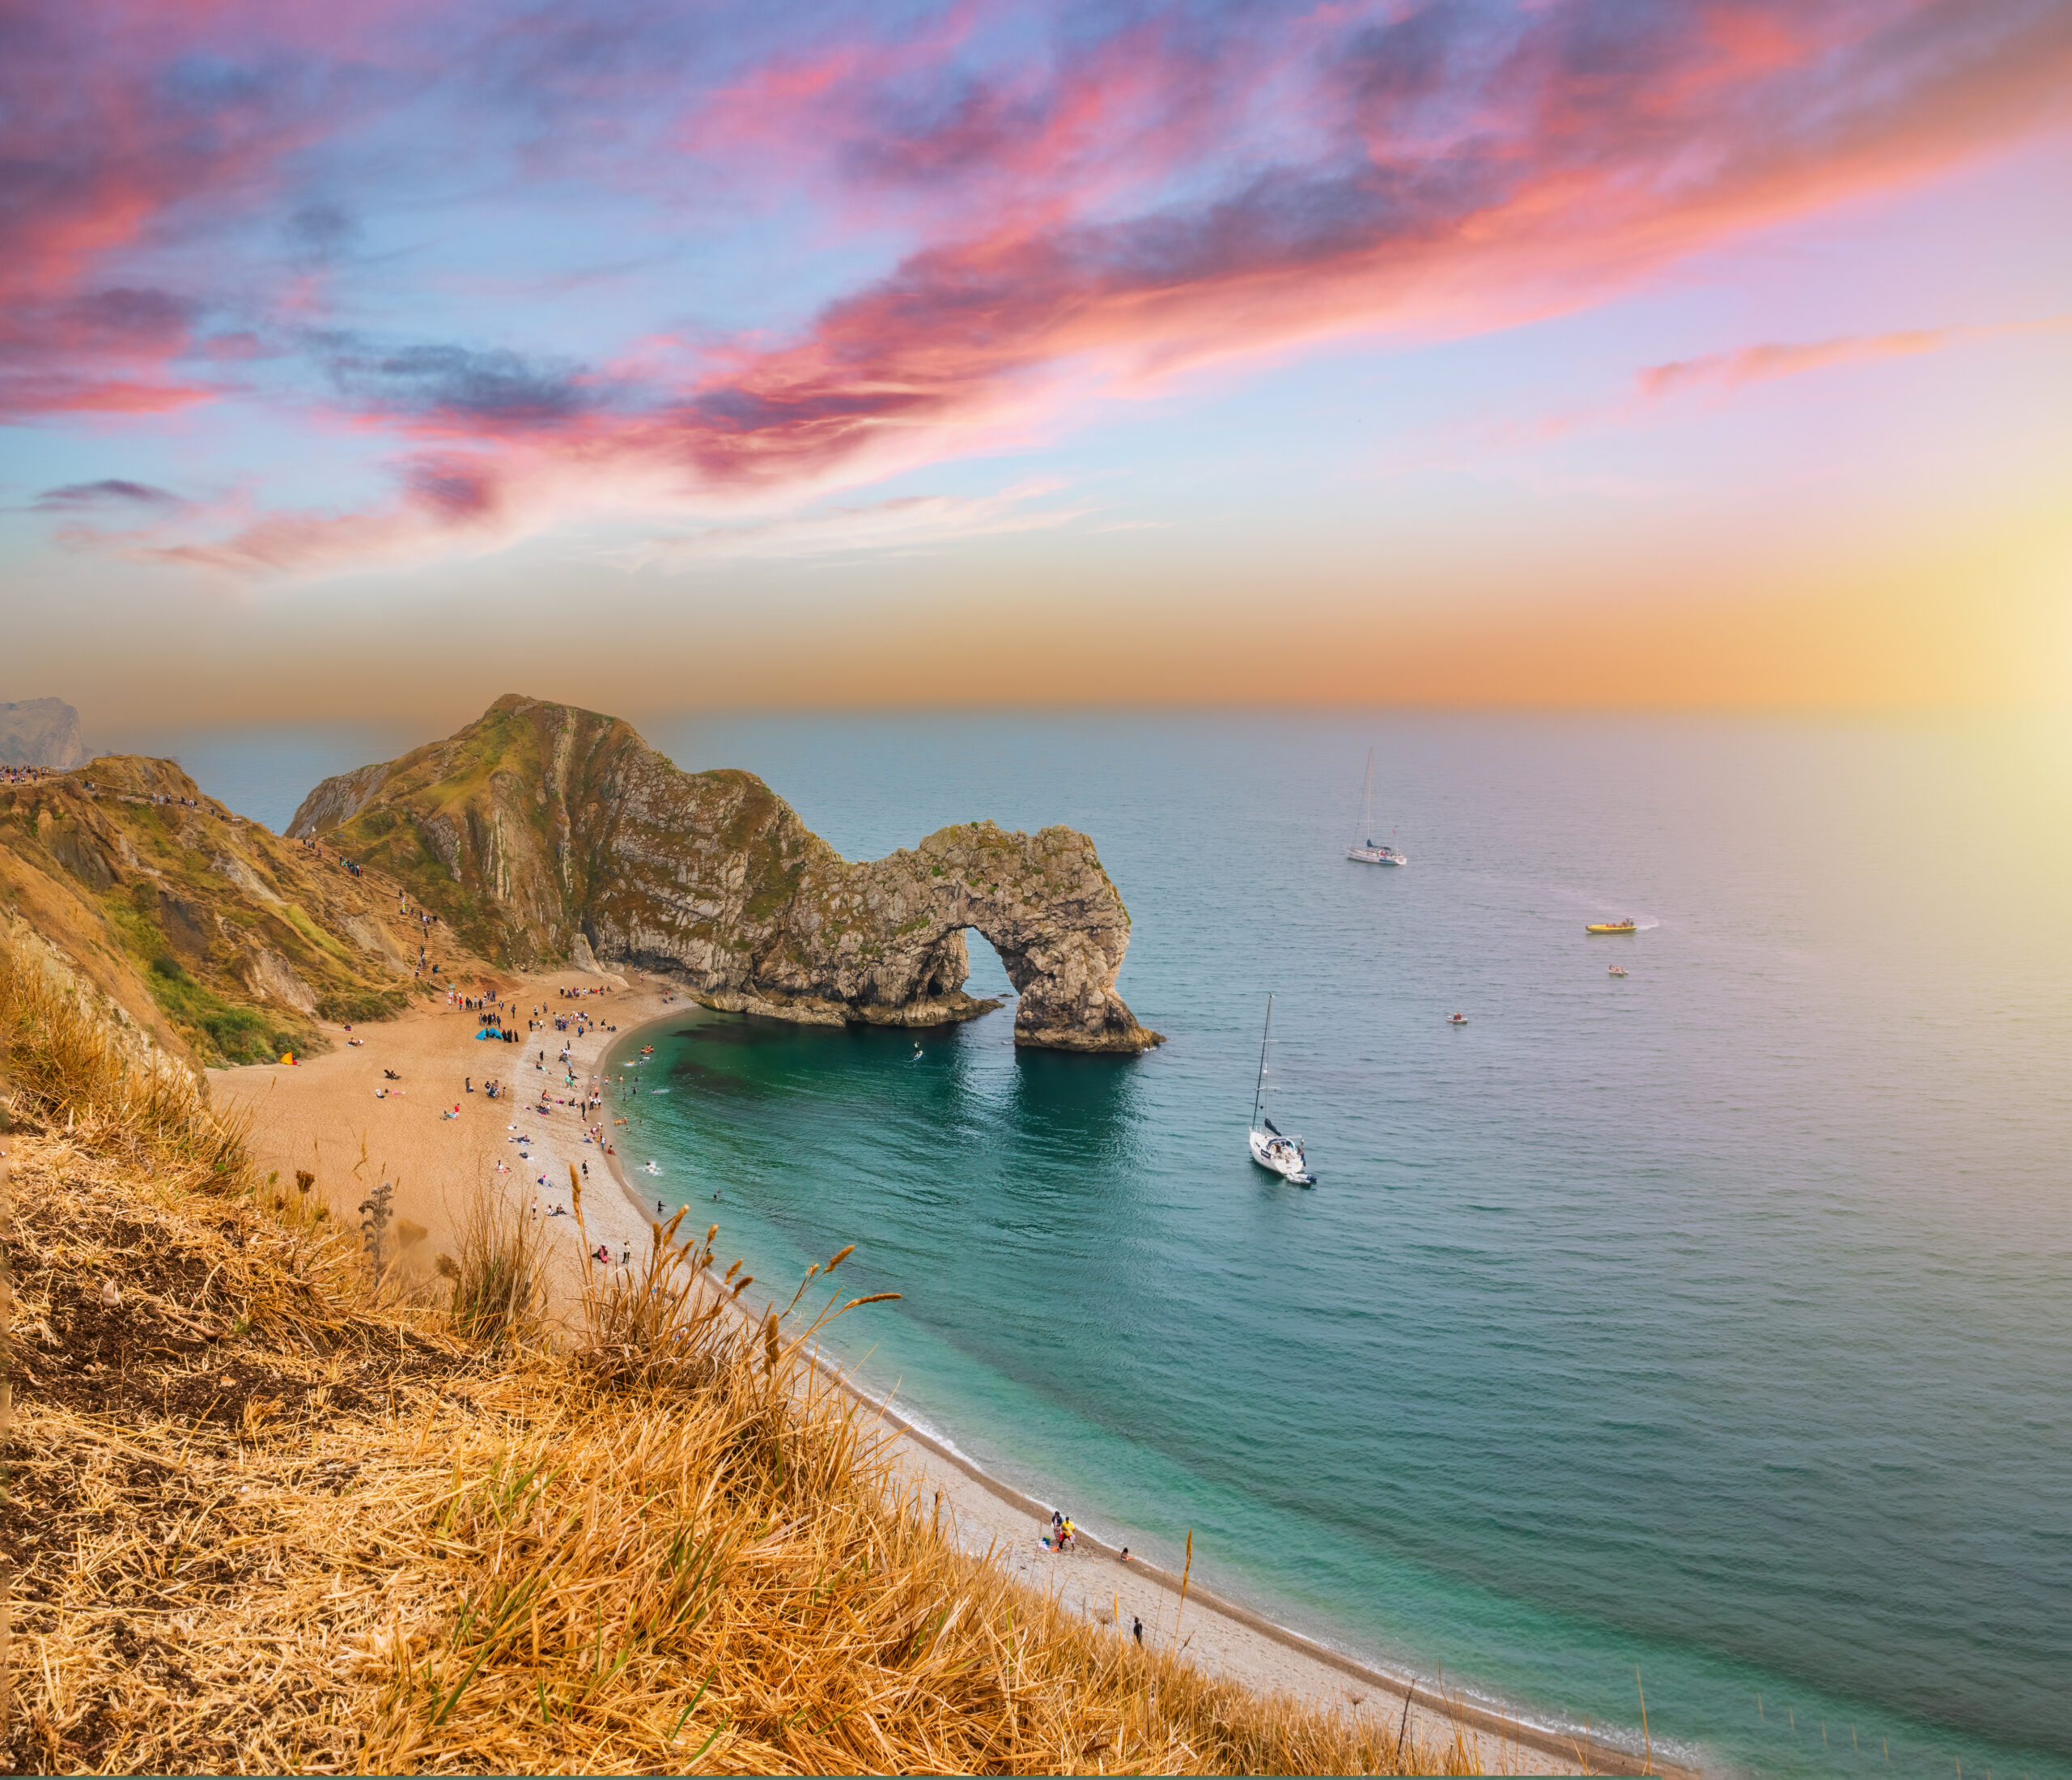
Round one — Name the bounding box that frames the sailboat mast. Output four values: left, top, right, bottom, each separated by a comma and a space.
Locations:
1251, 993, 1273, 1129
1358, 746, 1375, 846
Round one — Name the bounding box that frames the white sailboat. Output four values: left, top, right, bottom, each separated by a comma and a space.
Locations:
1347, 747, 1406, 865
1247, 994, 1315, 1186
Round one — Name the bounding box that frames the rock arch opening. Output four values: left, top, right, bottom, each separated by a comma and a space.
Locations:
959, 927, 1016, 1005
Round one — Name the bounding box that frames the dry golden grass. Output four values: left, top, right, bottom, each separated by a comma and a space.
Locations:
446, 1182, 548, 1347
1, 921, 248, 1187
4, 928, 1497, 1774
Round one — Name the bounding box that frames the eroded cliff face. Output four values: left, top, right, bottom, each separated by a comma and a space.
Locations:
291, 695, 1161, 1052
0, 756, 445, 1064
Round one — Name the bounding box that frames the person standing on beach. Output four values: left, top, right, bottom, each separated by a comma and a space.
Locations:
1132, 1616, 1144, 1646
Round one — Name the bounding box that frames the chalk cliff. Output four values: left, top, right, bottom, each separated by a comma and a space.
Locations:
290, 695, 1161, 1052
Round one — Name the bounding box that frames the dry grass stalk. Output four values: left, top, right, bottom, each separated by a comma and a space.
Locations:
446, 1181, 547, 1345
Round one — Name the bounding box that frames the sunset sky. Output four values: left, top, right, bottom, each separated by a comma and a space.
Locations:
4, 0, 2070, 726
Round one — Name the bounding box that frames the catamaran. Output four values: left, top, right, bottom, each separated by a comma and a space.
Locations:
1347, 747, 1406, 865
1247, 993, 1315, 1186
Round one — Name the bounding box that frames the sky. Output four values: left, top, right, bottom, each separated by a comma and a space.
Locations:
3, 0, 2070, 730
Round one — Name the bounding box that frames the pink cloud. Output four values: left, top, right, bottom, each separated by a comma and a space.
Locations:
14, 1, 2072, 577
468, 2, 2072, 500
1641, 329, 1951, 398
1639, 315, 2072, 400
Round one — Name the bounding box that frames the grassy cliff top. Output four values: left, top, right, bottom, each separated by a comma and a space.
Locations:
0, 763, 480, 1066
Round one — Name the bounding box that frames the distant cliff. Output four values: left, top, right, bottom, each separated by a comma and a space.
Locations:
1, 698, 87, 768
291, 694, 1161, 1052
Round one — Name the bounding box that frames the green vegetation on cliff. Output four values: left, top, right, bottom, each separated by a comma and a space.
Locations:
0, 756, 444, 1065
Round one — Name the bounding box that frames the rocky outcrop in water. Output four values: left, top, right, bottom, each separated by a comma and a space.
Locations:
289, 695, 1161, 1052
1, 698, 87, 768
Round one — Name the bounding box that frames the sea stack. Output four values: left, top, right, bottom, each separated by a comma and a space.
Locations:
290, 695, 1161, 1053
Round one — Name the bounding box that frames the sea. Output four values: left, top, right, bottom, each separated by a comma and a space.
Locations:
135, 710, 2072, 1778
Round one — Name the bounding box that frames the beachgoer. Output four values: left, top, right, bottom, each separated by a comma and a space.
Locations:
1132, 1616, 1144, 1646
1119, 1547, 1130, 1563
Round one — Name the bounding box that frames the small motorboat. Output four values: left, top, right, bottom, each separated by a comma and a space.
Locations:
1449, 1013, 1467, 1024
1608, 966, 1628, 978
1586, 918, 1638, 934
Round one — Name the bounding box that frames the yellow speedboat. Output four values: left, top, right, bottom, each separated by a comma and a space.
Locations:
1586, 918, 1637, 934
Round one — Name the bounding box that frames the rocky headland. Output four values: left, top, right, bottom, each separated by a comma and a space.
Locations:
291, 694, 1161, 1052
0, 754, 451, 1064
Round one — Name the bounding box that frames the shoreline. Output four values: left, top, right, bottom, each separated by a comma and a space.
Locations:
221, 966, 690, 1339
223, 988, 1665, 1775
597, 1006, 1671, 1778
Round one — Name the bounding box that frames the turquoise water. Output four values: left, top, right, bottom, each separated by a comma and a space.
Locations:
606, 714, 2072, 1780
149, 712, 2072, 1776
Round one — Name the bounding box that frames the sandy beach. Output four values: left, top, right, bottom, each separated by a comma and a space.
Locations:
227, 993, 1632, 1776
222, 966, 686, 1314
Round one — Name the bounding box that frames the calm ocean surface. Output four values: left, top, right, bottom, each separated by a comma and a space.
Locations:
146, 712, 2072, 1778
